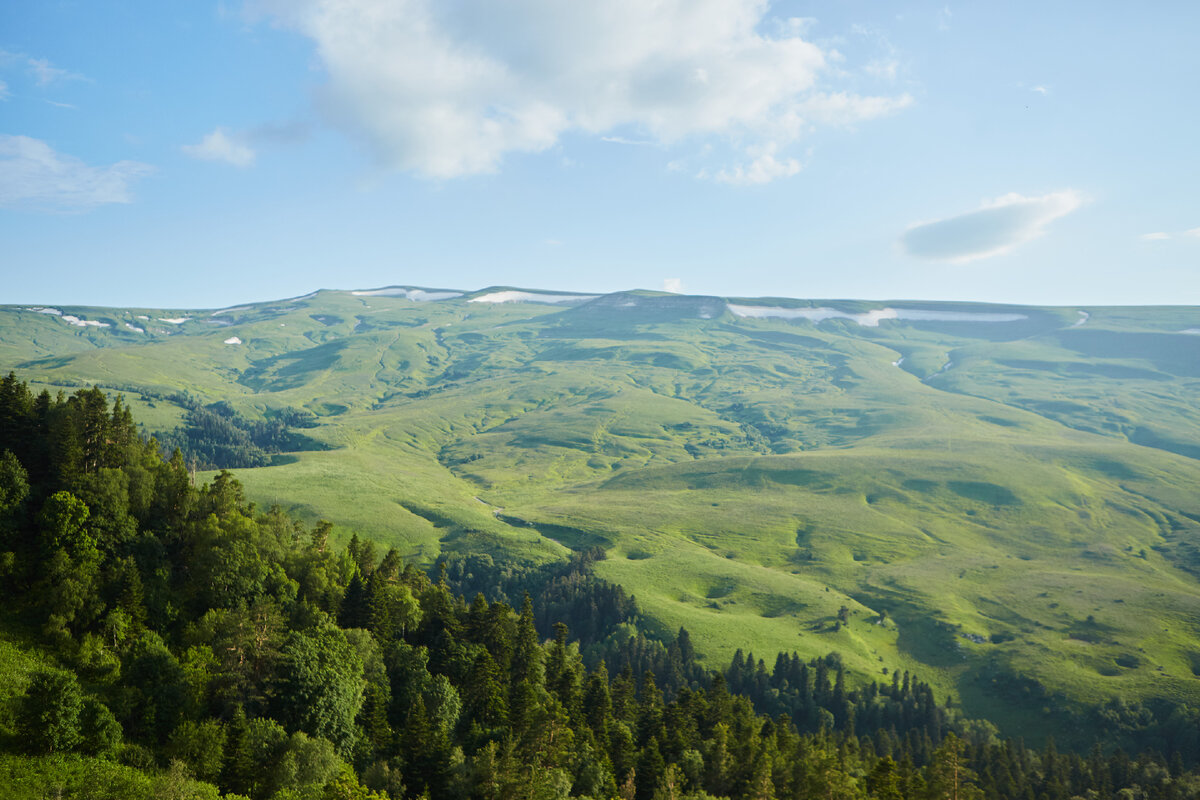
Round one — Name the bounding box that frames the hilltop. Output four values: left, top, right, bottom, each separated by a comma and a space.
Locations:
4, 286, 1200, 740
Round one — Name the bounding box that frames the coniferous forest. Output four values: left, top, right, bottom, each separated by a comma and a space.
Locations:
3, 375, 1200, 800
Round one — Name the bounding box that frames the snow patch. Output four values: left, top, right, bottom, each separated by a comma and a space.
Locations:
350, 287, 463, 301
469, 291, 599, 305
892, 356, 905, 367
62, 315, 109, 328
136, 315, 149, 320
727, 304, 1026, 326
158, 317, 190, 324
224, 336, 242, 345
125, 323, 145, 333
287, 292, 318, 302
1072, 311, 1090, 327
25, 306, 63, 316
214, 306, 251, 315
1181, 328, 1200, 336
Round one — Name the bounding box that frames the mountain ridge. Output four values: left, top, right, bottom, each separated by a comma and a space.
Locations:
3, 285, 1200, 741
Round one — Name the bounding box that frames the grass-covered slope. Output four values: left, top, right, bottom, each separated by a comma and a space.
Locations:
4, 287, 1200, 734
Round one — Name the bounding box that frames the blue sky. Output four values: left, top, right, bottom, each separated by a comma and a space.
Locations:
1, 1, 1198, 309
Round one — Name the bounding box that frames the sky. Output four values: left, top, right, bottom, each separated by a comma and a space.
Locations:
1, 1, 1198, 309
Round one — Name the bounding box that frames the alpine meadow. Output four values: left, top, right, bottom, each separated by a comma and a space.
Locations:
3, 287, 1200, 796
5, 1, 1200, 798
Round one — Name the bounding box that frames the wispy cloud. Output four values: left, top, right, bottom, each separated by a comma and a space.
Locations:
713, 144, 802, 185
256, 0, 910, 182
182, 127, 256, 167
1141, 227, 1200, 241
0, 135, 154, 211
601, 136, 656, 146
1, 50, 88, 86
45, 99, 77, 109
0, 79, 8, 100
1031, 85, 1050, 95
901, 190, 1083, 263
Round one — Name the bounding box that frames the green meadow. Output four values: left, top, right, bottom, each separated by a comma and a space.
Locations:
5, 288, 1200, 740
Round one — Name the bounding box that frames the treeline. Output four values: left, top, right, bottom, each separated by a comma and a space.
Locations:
2, 375, 1200, 800
155, 397, 319, 470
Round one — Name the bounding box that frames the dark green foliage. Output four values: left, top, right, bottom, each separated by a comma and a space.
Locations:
274, 624, 366, 755
19, 669, 83, 754
4, 377, 1200, 800
156, 398, 325, 470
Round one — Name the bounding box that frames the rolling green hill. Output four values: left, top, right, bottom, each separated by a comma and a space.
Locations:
5, 287, 1200, 740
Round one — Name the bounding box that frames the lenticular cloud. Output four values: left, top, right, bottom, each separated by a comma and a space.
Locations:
901, 190, 1083, 263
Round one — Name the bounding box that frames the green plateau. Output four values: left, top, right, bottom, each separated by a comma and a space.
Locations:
5, 287, 1200, 739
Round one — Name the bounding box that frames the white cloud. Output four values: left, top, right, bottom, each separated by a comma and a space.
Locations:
0, 135, 154, 211
1031, 85, 1049, 95
601, 136, 656, 146
662, 278, 684, 293
901, 190, 1083, 263
0, 79, 8, 100
0, 51, 87, 86
1140, 232, 1171, 241
1186, 227, 1200, 238
182, 127, 256, 167
713, 143, 802, 185
865, 59, 899, 81
256, 0, 909, 181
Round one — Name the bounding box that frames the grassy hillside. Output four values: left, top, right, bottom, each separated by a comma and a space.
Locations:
5, 287, 1200, 739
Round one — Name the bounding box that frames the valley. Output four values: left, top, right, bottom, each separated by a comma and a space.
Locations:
5, 286, 1200, 741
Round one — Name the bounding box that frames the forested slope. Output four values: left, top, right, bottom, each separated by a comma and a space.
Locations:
2, 378, 1200, 799
4, 289, 1200, 741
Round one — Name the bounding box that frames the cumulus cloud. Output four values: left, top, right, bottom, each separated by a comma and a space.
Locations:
662, 278, 684, 293
182, 127, 256, 167
1186, 228, 1200, 238
1140, 232, 1171, 241
256, 0, 909, 180
0, 135, 153, 211
901, 190, 1083, 263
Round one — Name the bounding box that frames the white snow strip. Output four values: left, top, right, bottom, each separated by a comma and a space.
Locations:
136, 315, 149, 320
288, 292, 318, 302
125, 323, 145, 333
158, 317, 190, 324
1072, 311, 1090, 327
25, 306, 63, 316
1180, 328, 1200, 335
892, 357, 905, 367
350, 287, 463, 301
224, 336, 242, 345
214, 306, 252, 315
727, 304, 1026, 327
62, 315, 109, 328
470, 291, 599, 305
